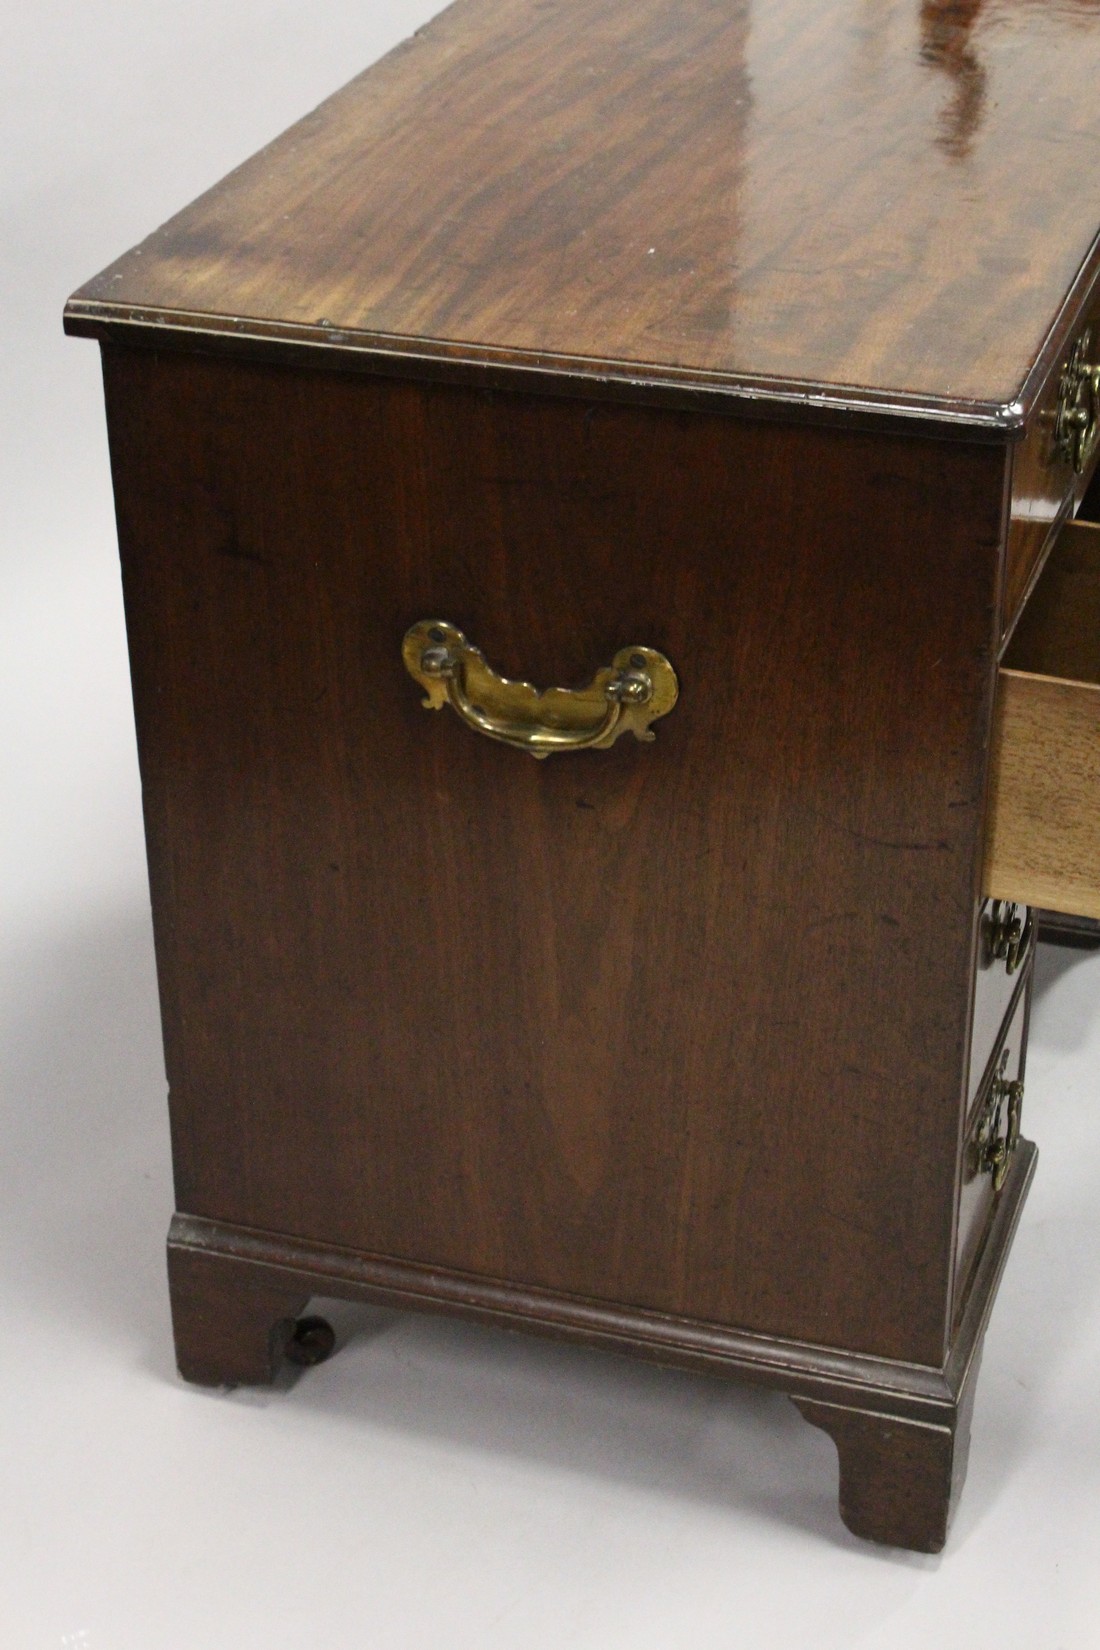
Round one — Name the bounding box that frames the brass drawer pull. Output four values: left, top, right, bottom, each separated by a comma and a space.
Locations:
402, 621, 678, 757
1054, 328, 1100, 473
986, 901, 1033, 975
972, 1050, 1024, 1193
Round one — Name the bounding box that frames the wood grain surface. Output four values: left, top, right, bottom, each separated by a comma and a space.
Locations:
987, 521, 1100, 917
163, 1121, 1036, 1414
67, 0, 1100, 422
795, 1383, 976, 1553
103, 344, 1007, 1368
1004, 518, 1100, 679
163, 1128, 1038, 1551
986, 677, 1100, 916
1002, 295, 1100, 638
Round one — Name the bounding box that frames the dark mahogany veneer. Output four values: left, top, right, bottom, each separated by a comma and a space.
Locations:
66, 0, 1100, 1549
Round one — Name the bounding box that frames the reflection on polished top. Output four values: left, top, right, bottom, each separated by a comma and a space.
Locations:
66, 0, 1100, 418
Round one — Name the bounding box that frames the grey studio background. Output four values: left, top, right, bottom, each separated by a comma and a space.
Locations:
2, 3, 1099, 1645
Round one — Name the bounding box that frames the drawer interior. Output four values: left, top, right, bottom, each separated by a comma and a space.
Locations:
985, 520, 1100, 919
1003, 519, 1100, 683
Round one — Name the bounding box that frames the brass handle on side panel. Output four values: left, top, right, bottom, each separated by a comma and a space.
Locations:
402, 621, 678, 757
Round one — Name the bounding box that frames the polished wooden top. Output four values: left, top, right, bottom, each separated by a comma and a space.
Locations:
66, 0, 1100, 425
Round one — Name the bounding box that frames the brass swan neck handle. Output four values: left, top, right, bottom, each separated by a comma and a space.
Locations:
402, 621, 679, 757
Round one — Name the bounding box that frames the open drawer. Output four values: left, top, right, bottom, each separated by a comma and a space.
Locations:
985, 520, 1100, 919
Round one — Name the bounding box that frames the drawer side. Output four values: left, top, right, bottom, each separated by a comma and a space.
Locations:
986, 521, 1100, 918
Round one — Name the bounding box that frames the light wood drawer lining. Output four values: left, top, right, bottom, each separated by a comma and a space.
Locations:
985, 520, 1100, 919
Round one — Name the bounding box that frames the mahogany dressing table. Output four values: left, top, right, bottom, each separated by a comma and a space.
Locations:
65, 0, 1100, 1550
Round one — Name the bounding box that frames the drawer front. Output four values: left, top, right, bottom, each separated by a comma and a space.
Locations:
985, 520, 1100, 918
955, 979, 1030, 1318
968, 899, 1033, 1110
1005, 311, 1100, 638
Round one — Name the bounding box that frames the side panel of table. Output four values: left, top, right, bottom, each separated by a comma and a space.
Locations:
101, 343, 1007, 1369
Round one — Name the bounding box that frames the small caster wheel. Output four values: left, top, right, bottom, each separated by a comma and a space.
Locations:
284, 1315, 337, 1368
